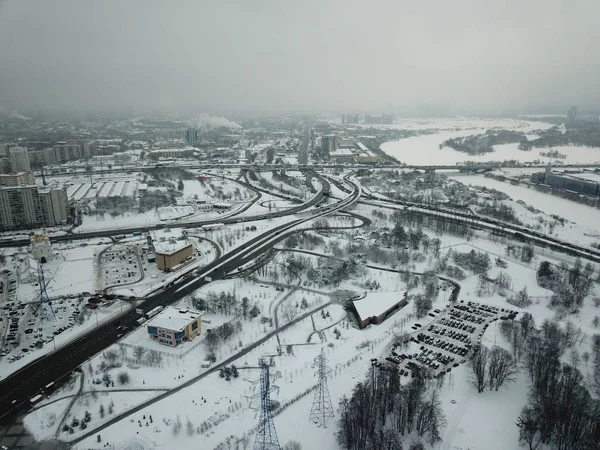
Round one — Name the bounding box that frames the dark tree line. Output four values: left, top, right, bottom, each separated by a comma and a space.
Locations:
478, 200, 522, 225
336, 368, 445, 450
392, 209, 474, 241
514, 320, 600, 450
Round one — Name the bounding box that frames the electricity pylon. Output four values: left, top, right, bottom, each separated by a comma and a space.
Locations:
253, 363, 281, 450
309, 349, 334, 427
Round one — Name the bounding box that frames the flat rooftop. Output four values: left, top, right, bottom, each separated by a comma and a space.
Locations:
146, 306, 203, 332
352, 291, 407, 321
330, 148, 354, 156
151, 227, 192, 255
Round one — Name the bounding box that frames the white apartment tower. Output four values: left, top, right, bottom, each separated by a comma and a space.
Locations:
8, 147, 31, 172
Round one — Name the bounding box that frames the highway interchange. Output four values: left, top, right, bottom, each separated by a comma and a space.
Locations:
1, 161, 600, 440
0, 171, 360, 425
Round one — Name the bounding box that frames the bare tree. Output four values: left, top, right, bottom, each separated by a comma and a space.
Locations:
117, 372, 131, 385
487, 346, 518, 391
133, 346, 146, 361
468, 345, 489, 393
516, 407, 542, 450
280, 301, 298, 323
283, 441, 302, 450
186, 418, 194, 436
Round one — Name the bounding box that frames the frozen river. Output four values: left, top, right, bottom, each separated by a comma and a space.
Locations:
380, 118, 600, 166
448, 173, 600, 232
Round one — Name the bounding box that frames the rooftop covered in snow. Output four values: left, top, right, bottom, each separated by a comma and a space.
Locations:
146, 306, 204, 332
352, 291, 408, 323
151, 227, 191, 255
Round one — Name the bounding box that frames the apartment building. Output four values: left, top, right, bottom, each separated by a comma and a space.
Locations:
0, 186, 68, 231
8, 147, 31, 172
0, 171, 35, 187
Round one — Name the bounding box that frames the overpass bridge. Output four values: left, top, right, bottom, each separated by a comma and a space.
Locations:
38, 161, 599, 178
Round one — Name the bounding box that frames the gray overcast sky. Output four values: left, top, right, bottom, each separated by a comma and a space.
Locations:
0, 0, 599, 115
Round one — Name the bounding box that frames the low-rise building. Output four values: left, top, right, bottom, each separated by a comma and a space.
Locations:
146, 306, 204, 346
149, 148, 196, 158
351, 291, 408, 328
150, 227, 194, 271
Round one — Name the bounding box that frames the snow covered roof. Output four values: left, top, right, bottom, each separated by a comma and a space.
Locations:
352, 291, 407, 321
356, 142, 369, 152
146, 306, 204, 332
151, 228, 191, 255
330, 148, 354, 156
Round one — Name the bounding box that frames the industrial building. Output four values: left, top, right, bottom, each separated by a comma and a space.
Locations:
531, 166, 600, 197
351, 291, 408, 328
149, 148, 196, 158
329, 148, 355, 164
150, 227, 195, 271
146, 306, 204, 346
0, 186, 68, 231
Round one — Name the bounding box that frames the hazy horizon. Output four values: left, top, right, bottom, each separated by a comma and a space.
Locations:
1, 0, 599, 116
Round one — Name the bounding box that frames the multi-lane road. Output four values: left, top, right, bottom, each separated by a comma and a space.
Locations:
0, 173, 361, 425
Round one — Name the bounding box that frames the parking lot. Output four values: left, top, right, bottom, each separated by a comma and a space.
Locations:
1, 290, 85, 365
101, 245, 143, 288
384, 300, 518, 378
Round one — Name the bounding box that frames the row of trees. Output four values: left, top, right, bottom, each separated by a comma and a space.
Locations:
336, 368, 445, 449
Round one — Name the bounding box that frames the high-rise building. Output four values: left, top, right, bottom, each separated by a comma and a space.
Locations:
0, 171, 36, 187
0, 144, 6, 157
0, 185, 68, 231
8, 147, 31, 172
0, 158, 9, 174
342, 114, 359, 125
185, 128, 198, 147
39, 188, 68, 225
567, 106, 577, 122
321, 135, 337, 158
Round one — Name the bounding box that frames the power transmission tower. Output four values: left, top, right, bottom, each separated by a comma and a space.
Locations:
309, 349, 334, 427
37, 262, 56, 322
253, 363, 281, 450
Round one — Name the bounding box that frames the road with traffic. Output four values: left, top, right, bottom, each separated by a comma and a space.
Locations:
0, 173, 361, 425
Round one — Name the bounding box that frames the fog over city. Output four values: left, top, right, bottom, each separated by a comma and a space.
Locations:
1, 0, 599, 115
